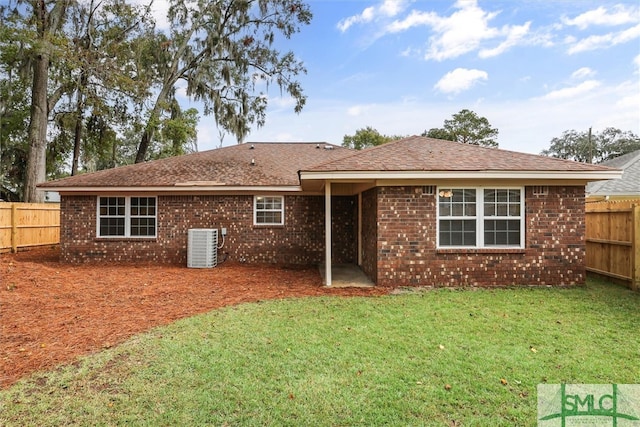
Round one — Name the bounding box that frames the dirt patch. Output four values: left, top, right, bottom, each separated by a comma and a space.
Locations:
0, 247, 387, 389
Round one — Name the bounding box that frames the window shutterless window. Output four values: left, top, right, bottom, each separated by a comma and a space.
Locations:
97, 196, 157, 237
483, 189, 521, 246
254, 195, 284, 225
437, 188, 524, 248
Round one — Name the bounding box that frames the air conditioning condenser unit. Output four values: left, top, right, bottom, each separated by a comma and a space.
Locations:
187, 228, 218, 268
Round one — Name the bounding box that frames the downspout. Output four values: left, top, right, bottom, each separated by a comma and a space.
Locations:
325, 181, 332, 286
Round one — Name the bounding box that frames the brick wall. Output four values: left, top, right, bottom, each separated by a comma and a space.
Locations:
61, 186, 587, 287
369, 186, 586, 287
331, 196, 358, 265
60, 194, 356, 265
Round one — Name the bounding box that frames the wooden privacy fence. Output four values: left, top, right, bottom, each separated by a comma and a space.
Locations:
0, 203, 60, 253
585, 199, 640, 290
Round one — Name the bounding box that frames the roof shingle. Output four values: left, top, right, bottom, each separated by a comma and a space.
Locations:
39, 137, 617, 190
586, 150, 640, 196
39, 142, 351, 188
305, 136, 614, 172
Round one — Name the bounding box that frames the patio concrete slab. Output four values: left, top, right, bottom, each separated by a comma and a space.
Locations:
319, 264, 375, 288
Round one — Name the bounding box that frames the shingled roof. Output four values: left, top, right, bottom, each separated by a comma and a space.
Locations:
40, 137, 620, 192
39, 142, 351, 190
586, 149, 640, 196
304, 136, 615, 172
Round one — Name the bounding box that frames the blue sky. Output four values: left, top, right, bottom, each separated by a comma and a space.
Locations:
190, 0, 639, 155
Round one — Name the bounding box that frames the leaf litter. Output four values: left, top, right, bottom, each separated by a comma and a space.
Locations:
0, 247, 387, 389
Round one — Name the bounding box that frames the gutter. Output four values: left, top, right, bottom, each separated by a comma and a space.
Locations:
298, 170, 623, 181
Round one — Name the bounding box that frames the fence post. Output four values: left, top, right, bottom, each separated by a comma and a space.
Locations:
11, 203, 17, 253
633, 204, 640, 291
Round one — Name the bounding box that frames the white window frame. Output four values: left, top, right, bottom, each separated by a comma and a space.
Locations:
97, 196, 157, 238
437, 187, 524, 249
253, 195, 285, 226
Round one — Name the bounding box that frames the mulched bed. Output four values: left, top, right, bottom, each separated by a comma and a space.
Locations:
0, 247, 388, 389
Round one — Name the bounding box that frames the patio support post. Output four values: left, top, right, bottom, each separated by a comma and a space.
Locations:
358, 192, 362, 266
325, 181, 332, 286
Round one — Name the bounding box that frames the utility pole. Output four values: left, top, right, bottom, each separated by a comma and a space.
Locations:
588, 127, 593, 164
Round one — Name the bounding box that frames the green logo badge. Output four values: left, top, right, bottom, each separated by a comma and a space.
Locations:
538, 384, 640, 426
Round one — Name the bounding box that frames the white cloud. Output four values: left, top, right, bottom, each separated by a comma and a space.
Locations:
400, 46, 421, 57
635, 54, 640, 72
479, 22, 531, 58
562, 5, 640, 30
616, 94, 638, 109
536, 80, 601, 101
379, 0, 405, 18
347, 105, 373, 116
563, 35, 577, 44
419, 0, 499, 61
216, 75, 639, 157
386, 9, 439, 33
385, 0, 531, 61
132, 0, 171, 31
174, 80, 189, 99
568, 24, 640, 54
267, 95, 297, 110
196, 121, 233, 149
337, 6, 375, 32
571, 67, 596, 80
337, 0, 407, 32
434, 68, 488, 95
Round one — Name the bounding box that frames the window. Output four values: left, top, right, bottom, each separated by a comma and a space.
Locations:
438, 188, 523, 248
438, 189, 477, 246
130, 197, 157, 236
254, 196, 284, 225
483, 189, 521, 246
98, 196, 156, 237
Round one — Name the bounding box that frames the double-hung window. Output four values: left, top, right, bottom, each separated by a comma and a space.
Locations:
254, 196, 284, 226
438, 189, 477, 246
98, 196, 157, 237
483, 189, 522, 246
438, 188, 523, 248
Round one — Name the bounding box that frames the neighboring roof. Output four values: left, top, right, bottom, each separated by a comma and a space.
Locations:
305, 136, 615, 173
586, 150, 640, 196
39, 142, 351, 191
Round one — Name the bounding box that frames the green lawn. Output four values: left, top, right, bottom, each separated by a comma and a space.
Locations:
1, 278, 638, 426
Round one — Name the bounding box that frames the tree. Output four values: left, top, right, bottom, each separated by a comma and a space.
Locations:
342, 126, 404, 150
133, 0, 312, 163
151, 103, 199, 159
2, 0, 181, 199
596, 127, 640, 162
0, 76, 31, 200
541, 128, 640, 163
2, 0, 313, 198
422, 127, 455, 142
0, 13, 32, 200
63, 0, 156, 174
422, 109, 499, 147
20, 0, 72, 202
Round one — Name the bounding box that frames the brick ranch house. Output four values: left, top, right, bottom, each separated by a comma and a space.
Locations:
38, 136, 621, 287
